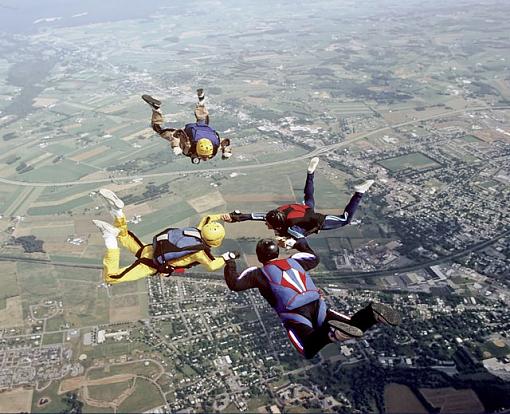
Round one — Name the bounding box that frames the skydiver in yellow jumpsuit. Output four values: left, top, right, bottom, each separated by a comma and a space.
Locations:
93, 189, 238, 285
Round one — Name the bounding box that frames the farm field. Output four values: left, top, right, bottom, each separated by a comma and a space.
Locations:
378, 152, 441, 172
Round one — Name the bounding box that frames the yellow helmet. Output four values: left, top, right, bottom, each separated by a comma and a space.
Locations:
201, 222, 225, 247
196, 138, 214, 157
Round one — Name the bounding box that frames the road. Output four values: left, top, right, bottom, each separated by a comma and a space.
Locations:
0, 105, 509, 188
1, 227, 508, 281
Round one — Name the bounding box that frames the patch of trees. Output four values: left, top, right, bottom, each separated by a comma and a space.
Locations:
3, 132, 17, 141
60, 392, 83, 414
14, 235, 45, 253
15, 161, 33, 174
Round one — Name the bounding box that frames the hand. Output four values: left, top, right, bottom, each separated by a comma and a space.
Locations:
276, 237, 296, 249
222, 151, 232, 160
221, 251, 240, 261
221, 213, 233, 222
228, 210, 242, 222
173, 147, 183, 156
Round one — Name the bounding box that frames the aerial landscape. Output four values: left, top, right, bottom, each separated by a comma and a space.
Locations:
0, 0, 509, 412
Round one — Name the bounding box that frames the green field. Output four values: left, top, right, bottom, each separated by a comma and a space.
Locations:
378, 152, 441, 172
28, 195, 94, 215
88, 361, 161, 381
39, 182, 100, 202
60, 279, 109, 327
42, 331, 63, 345
129, 200, 194, 238
15, 159, 95, 183
460, 134, 483, 143
30, 381, 68, 414
87, 380, 133, 402
0, 265, 19, 309
117, 378, 164, 413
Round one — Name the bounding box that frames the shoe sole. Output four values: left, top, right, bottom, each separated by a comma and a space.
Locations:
328, 320, 363, 338
142, 94, 161, 107
371, 303, 401, 326
99, 189, 124, 209
92, 219, 119, 236
354, 180, 375, 194
307, 157, 319, 174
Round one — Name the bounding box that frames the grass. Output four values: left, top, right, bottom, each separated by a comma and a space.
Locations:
320, 343, 341, 359
87, 380, 133, 402
87, 343, 134, 360
0, 263, 19, 306
39, 182, 99, 202
28, 195, 94, 215
82, 404, 114, 413
16, 262, 59, 302
108, 361, 162, 378
16, 159, 96, 183
30, 380, 68, 414
378, 152, 441, 172
42, 331, 63, 345
117, 378, 164, 413
60, 279, 109, 327
460, 134, 483, 143
46, 315, 67, 332
129, 200, 194, 238
178, 364, 198, 377
0, 186, 24, 214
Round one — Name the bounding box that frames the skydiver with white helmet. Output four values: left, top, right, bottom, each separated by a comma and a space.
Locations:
225, 157, 374, 248
223, 237, 401, 359
142, 88, 232, 163
93, 189, 238, 284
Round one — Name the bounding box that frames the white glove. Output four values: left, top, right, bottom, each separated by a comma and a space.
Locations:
276, 237, 296, 250
222, 151, 232, 159
173, 147, 183, 156
221, 251, 240, 261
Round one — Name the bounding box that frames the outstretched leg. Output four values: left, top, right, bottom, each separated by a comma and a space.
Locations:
332, 302, 401, 332
303, 157, 319, 209
142, 95, 183, 155
99, 189, 144, 255
195, 88, 210, 124
284, 299, 362, 359
93, 219, 156, 285
321, 179, 374, 230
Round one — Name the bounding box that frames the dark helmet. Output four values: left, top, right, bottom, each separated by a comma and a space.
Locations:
256, 239, 279, 263
265, 209, 286, 230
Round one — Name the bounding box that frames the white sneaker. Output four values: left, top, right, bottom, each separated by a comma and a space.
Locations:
99, 188, 124, 210
93, 220, 120, 238
354, 179, 375, 194
307, 157, 319, 174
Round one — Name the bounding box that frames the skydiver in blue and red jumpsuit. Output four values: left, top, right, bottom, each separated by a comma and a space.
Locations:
223, 238, 401, 359
225, 157, 374, 247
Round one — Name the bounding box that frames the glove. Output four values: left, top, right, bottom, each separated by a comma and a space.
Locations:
173, 147, 183, 156
221, 251, 240, 261
229, 210, 242, 222
222, 151, 232, 160
277, 237, 296, 250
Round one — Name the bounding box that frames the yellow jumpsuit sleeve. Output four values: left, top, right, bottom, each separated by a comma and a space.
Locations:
197, 214, 225, 230
191, 250, 226, 271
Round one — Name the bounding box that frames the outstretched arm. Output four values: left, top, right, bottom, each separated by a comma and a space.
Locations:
227, 211, 266, 223
224, 259, 265, 291
291, 238, 320, 271
193, 250, 226, 271
197, 213, 228, 230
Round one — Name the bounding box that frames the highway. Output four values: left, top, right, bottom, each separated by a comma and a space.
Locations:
1, 227, 508, 282
0, 105, 509, 188
1, 104, 508, 281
